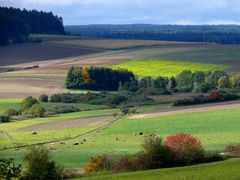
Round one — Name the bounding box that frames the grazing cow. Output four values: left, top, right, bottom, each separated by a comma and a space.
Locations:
59, 141, 65, 144
32, 131, 38, 135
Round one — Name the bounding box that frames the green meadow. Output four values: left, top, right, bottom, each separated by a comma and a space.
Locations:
83, 158, 240, 180
1, 106, 240, 168
0, 98, 106, 114
110, 60, 230, 77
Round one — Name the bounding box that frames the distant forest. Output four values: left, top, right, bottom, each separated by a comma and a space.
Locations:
0, 7, 65, 45
65, 24, 240, 44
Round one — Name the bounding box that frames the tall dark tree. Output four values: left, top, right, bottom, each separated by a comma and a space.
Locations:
0, 6, 65, 45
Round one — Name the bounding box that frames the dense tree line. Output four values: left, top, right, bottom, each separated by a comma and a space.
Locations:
66, 24, 240, 44
65, 67, 135, 91
0, 6, 64, 45
175, 70, 240, 93
66, 66, 240, 95
115, 70, 240, 94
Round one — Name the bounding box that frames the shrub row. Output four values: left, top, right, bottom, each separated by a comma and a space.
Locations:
174, 90, 240, 106
47, 106, 79, 115
84, 134, 224, 173
48, 91, 153, 106
0, 115, 10, 123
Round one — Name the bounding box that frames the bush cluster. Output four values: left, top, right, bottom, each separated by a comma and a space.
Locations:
20, 146, 63, 180
20, 97, 46, 117
0, 158, 22, 180
84, 133, 223, 174
39, 94, 49, 102
0, 115, 10, 123
1, 97, 47, 121
49, 106, 79, 114
4, 108, 19, 117
48, 91, 153, 106
174, 90, 240, 106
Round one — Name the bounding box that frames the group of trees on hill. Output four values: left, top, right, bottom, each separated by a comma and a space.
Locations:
121, 70, 240, 94
65, 67, 135, 91
66, 66, 240, 95
176, 70, 240, 93
0, 7, 65, 45
66, 24, 240, 44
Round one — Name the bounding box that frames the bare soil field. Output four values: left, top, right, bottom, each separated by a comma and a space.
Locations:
52, 39, 203, 50
0, 43, 101, 66
1, 37, 240, 99
30, 34, 85, 42
19, 115, 113, 131
0, 75, 65, 98
131, 100, 240, 119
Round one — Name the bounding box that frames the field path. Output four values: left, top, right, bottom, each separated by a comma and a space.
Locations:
131, 101, 240, 119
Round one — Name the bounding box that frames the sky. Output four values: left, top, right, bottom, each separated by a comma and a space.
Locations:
1, 0, 240, 25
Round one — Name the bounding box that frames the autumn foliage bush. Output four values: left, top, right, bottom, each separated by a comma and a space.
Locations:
84, 154, 115, 173
165, 133, 205, 165
84, 133, 223, 174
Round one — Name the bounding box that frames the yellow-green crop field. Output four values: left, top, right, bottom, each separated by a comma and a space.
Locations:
111, 60, 230, 77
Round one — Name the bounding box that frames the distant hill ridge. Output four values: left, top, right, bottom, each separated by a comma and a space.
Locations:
65, 24, 240, 44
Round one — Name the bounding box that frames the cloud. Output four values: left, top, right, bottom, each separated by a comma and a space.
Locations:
1, 0, 240, 25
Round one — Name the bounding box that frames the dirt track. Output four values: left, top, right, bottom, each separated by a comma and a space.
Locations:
131, 101, 240, 119
19, 115, 113, 131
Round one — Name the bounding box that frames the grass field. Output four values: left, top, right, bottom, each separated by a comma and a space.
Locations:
0, 106, 240, 168
0, 99, 21, 113
82, 158, 240, 180
0, 99, 106, 114
154, 45, 240, 64
111, 59, 230, 77
1, 36, 240, 176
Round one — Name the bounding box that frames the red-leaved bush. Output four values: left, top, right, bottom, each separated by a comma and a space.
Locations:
165, 133, 202, 152
208, 90, 223, 100
165, 133, 204, 165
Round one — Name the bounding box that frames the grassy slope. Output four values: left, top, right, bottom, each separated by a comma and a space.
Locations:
110, 60, 230, 77
1, 106, 239, 168
155, 46, 240, 64
0, 103, 171, 167
83, 159, 240, 180
0, 108, 119, 147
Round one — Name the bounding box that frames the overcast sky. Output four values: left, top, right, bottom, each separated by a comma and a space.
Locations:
1, 0, 240, 25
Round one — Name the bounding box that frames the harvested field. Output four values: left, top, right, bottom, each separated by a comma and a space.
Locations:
131, 100, 240, 119
19, 115, 113, 131
30, 34, 84, 42
52, 39, 202, 50
0, 75, 65, 98
0, 43, 101, 66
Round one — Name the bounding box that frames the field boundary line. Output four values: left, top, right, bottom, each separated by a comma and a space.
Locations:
0, 116, 123, 151
0, 129, 13, 141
